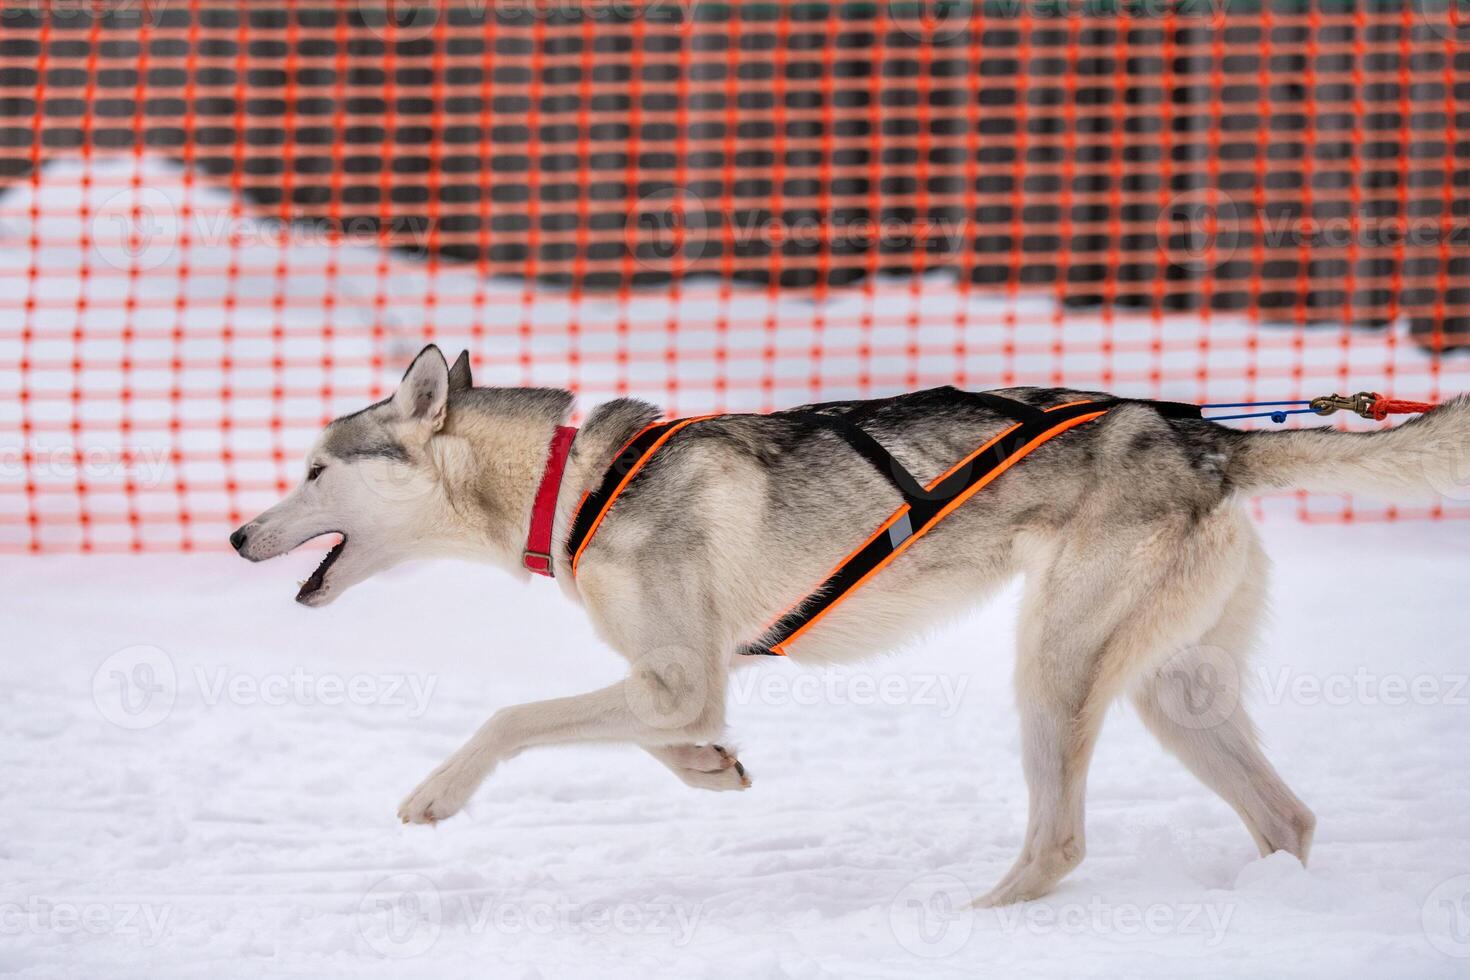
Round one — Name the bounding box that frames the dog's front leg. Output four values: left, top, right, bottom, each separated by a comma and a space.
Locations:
398, 652, 728, 824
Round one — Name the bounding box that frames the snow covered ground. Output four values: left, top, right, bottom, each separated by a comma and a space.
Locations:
3, 519, 1469, 978
4, 152, 1470, 977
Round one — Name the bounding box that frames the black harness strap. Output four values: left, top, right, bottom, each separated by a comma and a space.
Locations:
740, 396, 1118, 656
787, 389, 1054, 507
786, 411, 932, 505
1114, 397, 1203, 420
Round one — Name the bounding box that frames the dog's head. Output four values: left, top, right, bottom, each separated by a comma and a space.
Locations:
229, 344, 474, 607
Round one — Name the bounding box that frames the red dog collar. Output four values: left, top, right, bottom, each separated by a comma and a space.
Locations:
523, 425, 578, 576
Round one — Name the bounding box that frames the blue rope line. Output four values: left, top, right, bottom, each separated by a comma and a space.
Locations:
1205, 407, 1319, 423
1192, 399, 1317, 424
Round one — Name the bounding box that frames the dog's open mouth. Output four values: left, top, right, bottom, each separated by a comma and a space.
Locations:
296, 534, 346, 604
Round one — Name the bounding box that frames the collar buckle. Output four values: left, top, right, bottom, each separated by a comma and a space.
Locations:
522, 548, 554, 577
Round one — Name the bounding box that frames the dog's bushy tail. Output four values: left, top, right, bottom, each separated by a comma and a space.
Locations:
1227, 394, 1470, 501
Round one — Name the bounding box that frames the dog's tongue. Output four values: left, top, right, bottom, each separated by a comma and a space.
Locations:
297, 539, 345, 601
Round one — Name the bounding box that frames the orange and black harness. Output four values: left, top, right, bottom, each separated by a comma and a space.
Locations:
552, 389, 1202, 657
520, 386, 1434, 655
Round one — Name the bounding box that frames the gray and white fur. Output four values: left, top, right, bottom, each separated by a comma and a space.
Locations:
231, 344, 1470, 906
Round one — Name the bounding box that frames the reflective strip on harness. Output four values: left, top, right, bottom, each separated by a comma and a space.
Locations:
744, 400, 1111, 657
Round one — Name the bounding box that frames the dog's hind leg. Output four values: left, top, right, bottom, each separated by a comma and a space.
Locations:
1129, 536, 1316, 863
646, 743, 751, 791
976, 509, 1253, 907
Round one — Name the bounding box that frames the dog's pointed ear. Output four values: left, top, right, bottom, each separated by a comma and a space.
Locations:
447, 349, 473, 392
392, 345, 450, 431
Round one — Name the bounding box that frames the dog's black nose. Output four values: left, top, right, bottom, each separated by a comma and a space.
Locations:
229, 527, 249, 553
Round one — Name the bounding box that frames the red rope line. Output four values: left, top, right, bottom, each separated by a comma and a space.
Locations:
1369, 396, 1437, 421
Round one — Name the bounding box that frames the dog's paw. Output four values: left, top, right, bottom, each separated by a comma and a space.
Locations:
397, 761, 480, 825
668, 744, 751, 792
971, 878, 1044, 909
971, 846, 1082, 907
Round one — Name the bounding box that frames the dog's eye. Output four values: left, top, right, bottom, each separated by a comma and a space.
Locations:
307, 463, 325, 482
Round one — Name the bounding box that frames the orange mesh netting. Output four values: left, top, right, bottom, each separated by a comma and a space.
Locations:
2, 1, 1467, 552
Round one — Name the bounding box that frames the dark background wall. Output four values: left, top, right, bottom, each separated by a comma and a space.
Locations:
0, 1, 1465, 346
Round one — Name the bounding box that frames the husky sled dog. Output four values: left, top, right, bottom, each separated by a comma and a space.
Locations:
231, 344, 1469, 906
